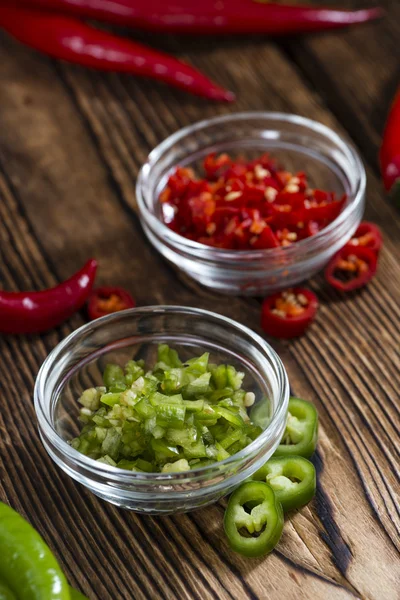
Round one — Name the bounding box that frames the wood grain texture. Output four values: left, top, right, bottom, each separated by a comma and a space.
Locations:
0, 5, 399, 599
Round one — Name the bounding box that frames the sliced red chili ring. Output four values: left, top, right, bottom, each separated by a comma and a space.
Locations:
347, 221, 382, 254
261, 288, 318, 339
325, 245, 377, 291
87, 286, 136, 320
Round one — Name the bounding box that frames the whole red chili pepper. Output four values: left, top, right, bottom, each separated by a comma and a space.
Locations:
325, 245, 377, 292
0, 6, 234, 102
16, 0, 384, 35
87, 286, 136, 320
380, 87, 400, 206
261, 288, 318, 339
0, 259, 97, 334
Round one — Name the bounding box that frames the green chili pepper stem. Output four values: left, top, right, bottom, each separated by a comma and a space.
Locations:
224, 482, 284, 558
0, 503, 70, 600
252, 455, 316, 512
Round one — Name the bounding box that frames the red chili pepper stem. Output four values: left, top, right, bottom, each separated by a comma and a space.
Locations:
0, 259, 97, 334
16, 0, 384, 35
0, 6, 234, 102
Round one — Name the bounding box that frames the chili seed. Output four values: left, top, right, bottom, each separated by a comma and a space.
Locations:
225, 191, 243, 201
286, 184, 300, 193
271, 309, 287, 318
206, 222, 216, 235
244, 392, 256, 407
297, 294, 308, 306
254, 165, 271, 180
265, 187, 278, 202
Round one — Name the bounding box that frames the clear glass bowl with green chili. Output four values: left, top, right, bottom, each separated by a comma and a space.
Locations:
34, 306, 289, 515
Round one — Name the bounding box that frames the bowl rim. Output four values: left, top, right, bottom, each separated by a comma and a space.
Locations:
34, 305, 289, 482
136, 111, 366, 261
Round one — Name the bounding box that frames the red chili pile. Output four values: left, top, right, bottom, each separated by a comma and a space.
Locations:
160, 153, 346, 250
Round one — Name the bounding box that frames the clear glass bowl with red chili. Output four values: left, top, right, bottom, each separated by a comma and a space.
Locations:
34, 306, 289, 514
137, 113, 366, 295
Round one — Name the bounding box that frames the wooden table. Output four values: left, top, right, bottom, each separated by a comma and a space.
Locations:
0, 2, 399, 598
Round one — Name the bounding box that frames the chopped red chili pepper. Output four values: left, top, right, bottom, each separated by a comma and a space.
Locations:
88, 286, 136, 320
347, 221, 382, 255
261, 288, 318, 339
161, 153, 346, 250
325, 246, 377, 292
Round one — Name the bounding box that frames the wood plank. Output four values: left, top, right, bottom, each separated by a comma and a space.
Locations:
0, 18, 399, 600
279, 0, 400, 174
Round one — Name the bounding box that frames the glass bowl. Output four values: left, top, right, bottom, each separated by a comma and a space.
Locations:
34, 306, 289, 515
136, 112, 366, 295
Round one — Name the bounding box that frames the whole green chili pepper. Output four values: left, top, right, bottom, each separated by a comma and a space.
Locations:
69, 587, 89, 600
0, 503, 70, 600
274, 397, 318, 458
224, 481, 283, 557
252, 455, 316, 512
0, 582, 17, 600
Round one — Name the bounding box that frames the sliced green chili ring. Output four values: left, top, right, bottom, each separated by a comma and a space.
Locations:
224, 482, 284, 557
274, 397, 318, 459
252, 455, 316, 512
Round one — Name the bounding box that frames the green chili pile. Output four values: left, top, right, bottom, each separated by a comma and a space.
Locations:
70, 344, 262, 473
69, 350, 319, 560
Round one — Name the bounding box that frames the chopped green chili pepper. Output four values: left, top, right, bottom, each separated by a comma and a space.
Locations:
252, 456, 316, 512
70, 345, 263, 472
0, 503, 69, 600
274, 397, 318, 459
250, 398, 270, 429
103, 364, 126, 392
224, 482, 284, 557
